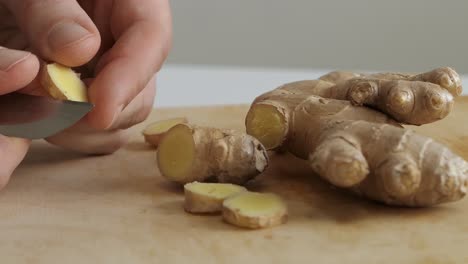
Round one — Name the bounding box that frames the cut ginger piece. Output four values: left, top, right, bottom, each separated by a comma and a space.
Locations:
245, 103, 288, 150
222, 192, 288, 229
157, 123, 268, 185
142, 117, 188, 148
40, 63, 88, 102
184, 181, 246, 213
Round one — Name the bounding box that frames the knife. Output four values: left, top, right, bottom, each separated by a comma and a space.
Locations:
0, 93, 93, 139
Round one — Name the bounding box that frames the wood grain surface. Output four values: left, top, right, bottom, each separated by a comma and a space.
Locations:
0, 98, 467, 264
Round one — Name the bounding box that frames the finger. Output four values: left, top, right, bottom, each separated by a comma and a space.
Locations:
0, 135, 30, 189
45, 126, 130, 155
4, 0, 101, 67
0, 47, 39, 95
74, 0, 114, 78
108, 75, 156, 130
87, 0, 172, 129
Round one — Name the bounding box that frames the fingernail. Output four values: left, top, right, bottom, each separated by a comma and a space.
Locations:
48, 22, 91, 51
0, 49, 31, 71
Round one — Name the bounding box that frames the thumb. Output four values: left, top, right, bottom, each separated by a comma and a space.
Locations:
4, 0, 101, 67
0, 135, 30, 189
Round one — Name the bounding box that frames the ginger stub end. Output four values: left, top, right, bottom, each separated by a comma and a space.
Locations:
157, 124, 196, 183
184, 182, 247, 214
222, 192, 288, 229
246, 104, 288, 150
143, 117, 188, 147
41, 63, 88, 102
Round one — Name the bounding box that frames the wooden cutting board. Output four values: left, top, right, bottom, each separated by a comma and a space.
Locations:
1, 98, 467, 264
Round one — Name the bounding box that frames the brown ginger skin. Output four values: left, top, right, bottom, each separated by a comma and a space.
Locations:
245, 67, 467, 206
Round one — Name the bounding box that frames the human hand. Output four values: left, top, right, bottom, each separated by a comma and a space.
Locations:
0, 0, 172, 186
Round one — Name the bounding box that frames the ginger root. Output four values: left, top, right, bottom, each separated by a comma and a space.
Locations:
142, 117, 188, 148
184, 181, 246, 213
157, 123, 268, 185
222, 192, 288, 229
40, 63, 88, 102
246, 67, 467, 206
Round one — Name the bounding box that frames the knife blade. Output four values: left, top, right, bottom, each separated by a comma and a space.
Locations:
0, 93, 93, 139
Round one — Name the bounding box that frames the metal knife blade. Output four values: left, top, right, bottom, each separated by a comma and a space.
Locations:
0, 93, 93, 139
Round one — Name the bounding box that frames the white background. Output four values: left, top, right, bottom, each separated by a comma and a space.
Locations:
155, 64, 468, 107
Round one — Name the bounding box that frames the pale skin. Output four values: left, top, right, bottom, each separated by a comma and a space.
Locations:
0, 0, 172, 188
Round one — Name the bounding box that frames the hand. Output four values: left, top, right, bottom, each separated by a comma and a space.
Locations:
0, 0, 172, 186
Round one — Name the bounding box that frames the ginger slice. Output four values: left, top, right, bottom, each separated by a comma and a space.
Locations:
222, 192, 288, 229
184, 181, 247, 213
40, 63, 88, 102
142, 117, 188, 148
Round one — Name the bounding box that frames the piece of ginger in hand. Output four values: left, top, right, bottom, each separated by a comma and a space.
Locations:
40, 63, 88, 102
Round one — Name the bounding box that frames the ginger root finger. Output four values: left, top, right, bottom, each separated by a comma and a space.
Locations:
309, 137, 369, 188
320, 67, 463, 97
409, 67, 462, 97
246, 87, 467, 206
246, 88, 398, 151
40, 63, 88, 102
376, 153, 421, 198
289, 97, 467, 206
248, 76, 455, 126
369, 67, 463, 97
332, 79, 454, 125
184, 182, 246, 214
142, 117, 188, 148
157, 124, 268, 184
222, 192, 288, 229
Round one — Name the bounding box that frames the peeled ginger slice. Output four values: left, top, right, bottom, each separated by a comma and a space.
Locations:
142, 117, 188, 148
40, 63, 88, 102
184, 181, 247, 213
222, 192, 288, 229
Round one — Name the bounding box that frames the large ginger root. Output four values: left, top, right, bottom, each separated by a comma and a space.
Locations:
157, 123, 269, 185
184, 181, 246, 213
142, 117, 188, 148
245, 67, 467, 206
40, 63, 88, 102
222, 191, 288, 229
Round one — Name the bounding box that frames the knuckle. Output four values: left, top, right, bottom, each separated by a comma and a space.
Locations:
47, 130, 130, 155
118, 110, 148, 130
115, 88, 154, 130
